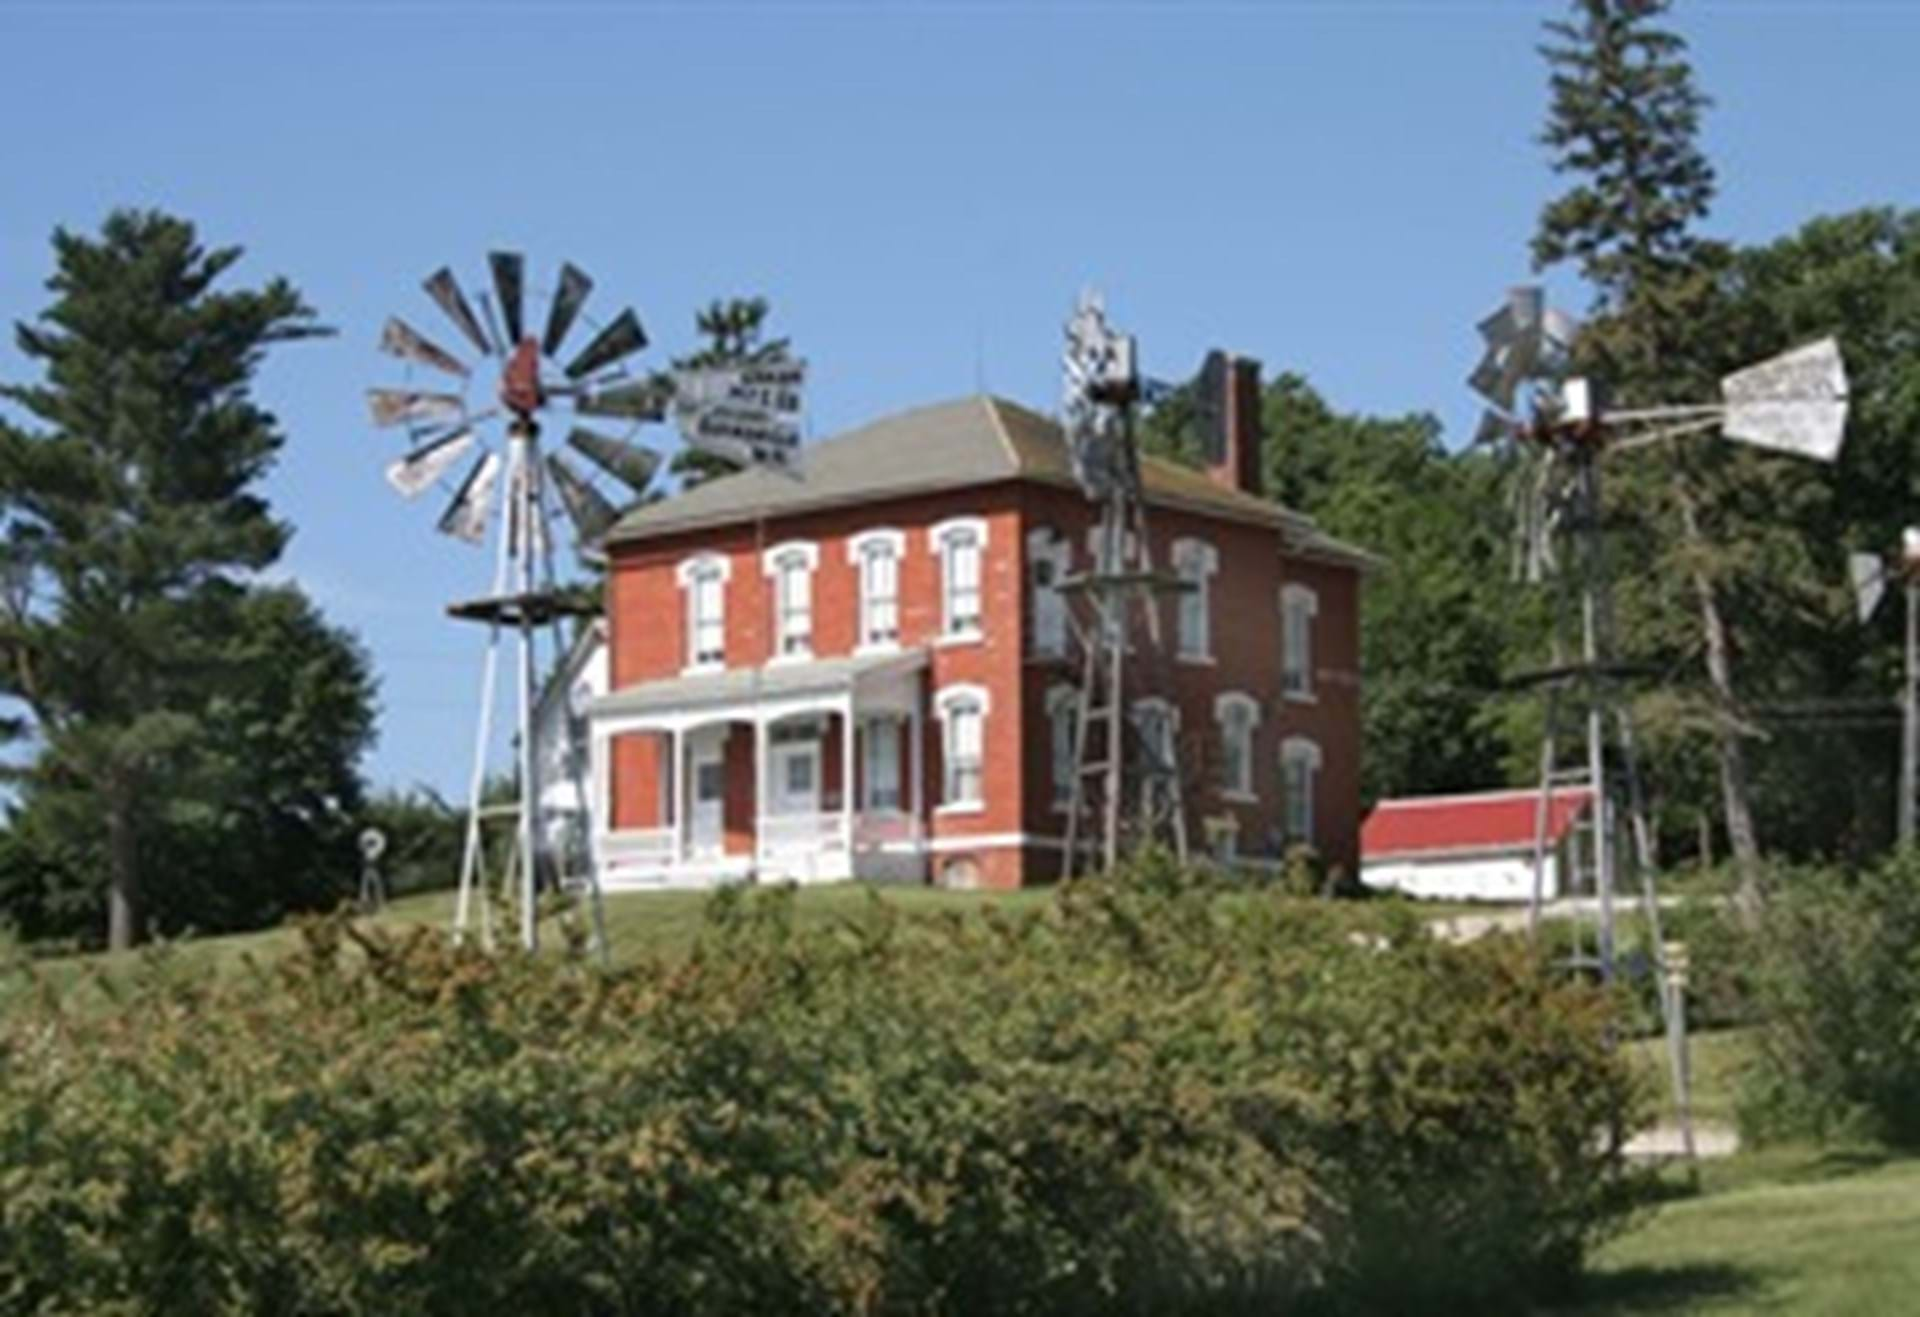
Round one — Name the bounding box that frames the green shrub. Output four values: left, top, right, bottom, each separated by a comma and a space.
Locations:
0, 871, 1645, 1314
1737, 851, 1920, 1148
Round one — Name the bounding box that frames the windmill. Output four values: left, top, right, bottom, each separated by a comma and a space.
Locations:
1847, 529, 1920, 846
1472, 284, 1851, 1160
370, 252, 668, 955
1058, 293, 1193, 877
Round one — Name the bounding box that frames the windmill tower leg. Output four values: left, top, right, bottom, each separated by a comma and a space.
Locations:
510, 420, 542, 954
453, 437, 519, 951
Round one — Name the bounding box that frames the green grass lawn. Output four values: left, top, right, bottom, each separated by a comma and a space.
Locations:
1557, 1147, 1920, 1314
1626, 1026, 1750, 1129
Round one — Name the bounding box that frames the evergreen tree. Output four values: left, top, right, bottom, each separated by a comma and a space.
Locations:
1531, 0, 1774, 905
0, 211, 330, 948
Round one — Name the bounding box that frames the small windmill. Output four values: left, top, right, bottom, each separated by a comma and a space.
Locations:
1058, 293, 1192, 876
1848, 529, 1920, 846
371, 253, 668, 955
1472, 285, 1851, 1161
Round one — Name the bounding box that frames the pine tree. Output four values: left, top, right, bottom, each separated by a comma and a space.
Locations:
1532, 0, 1773, 908
0, 211, 328, 949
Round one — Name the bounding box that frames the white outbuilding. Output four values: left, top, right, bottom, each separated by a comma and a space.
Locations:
1359, 786, 1593, 904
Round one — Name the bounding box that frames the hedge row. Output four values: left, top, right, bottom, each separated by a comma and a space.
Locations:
0, 866, 1645, 1314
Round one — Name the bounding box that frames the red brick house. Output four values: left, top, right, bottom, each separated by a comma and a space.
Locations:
585, 365, 1372, 890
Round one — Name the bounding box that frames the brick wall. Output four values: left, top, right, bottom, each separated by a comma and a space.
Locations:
603, 475, 1363, 884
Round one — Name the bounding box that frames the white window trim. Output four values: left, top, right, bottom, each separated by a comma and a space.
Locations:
760, 540, 820, 665
676, 552, 733, 674
1281, 582, 1320, 703
1280, 735, 1323, 845
1026, 526, 1073, 660
934, 682, 990, 814
1046, 683, 1078, 814
1213, 691, 1261, 803
1172, 537, 1219, 665
848, 527, 907, 655
930, 516, 989, 644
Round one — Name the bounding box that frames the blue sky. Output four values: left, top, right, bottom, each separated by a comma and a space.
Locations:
2, 0, 1914, 798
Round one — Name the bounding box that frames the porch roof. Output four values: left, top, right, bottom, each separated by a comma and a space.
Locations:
588, 648, 927, 722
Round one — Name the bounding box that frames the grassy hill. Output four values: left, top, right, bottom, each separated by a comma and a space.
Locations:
0, 883, 1051, 1011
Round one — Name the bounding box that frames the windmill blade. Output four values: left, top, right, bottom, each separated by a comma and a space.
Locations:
379, 317, 469, 378
542, 262, 594, 357
1720, 337, 1850, 463
1467, 346, 1514, 410
1473, 409, 1516, 448
564, 308, 648, 380
576, 377, 669, 420
546, 453, 620, 544
385, 428, 478, 499
436, 449, 502, 544
567, 426, 661, 494
423, 267, 494, 357
366, 387, 466, 429
489, 251, 525, 345
1848, 552, 1887, 624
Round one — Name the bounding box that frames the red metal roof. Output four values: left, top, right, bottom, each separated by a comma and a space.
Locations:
1361, 787, 1593, 861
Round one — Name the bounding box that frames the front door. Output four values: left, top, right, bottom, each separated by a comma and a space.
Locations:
768, 740, 821, 817
689, 736, 726, 856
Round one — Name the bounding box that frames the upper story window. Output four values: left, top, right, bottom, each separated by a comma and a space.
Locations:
1172, 537, 1218, 663
676, 552, 732, 671
1281, 583, 1319, 700
1027, 527, 1072, 658
761, 540, 819, 660
848, 528, 905, 651
1046, 684, 1078, 809
930, 517, 988, 640
936, 683, 989, 810
1281, 736, 1323, 845
1214, 691, 1260, 800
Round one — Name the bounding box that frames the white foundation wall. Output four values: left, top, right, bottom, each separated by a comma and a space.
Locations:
1361, 852, 1561, 903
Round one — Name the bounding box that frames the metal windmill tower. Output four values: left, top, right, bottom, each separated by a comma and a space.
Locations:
1847, 529, 1920, 847
1471, 285, 1850, 1156
1058, 294, 1191, 877
369, 253, 669, 956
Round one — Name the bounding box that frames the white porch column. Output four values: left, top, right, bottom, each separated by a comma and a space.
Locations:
841, 695, 857, 855
590, 728, 611, 834
671, 725, 688, 863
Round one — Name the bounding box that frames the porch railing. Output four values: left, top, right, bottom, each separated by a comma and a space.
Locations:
853, 809, 921, 850
756, 811, 851, 857
598, 828, 677, 883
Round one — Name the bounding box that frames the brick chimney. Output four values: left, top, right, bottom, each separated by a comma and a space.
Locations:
1196, 350, 1263, 498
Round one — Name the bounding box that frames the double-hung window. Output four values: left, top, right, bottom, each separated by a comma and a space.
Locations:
1214, 692, 1259, 800
1027, 528, 1071, 658
849, 529, 904, 650
1281, 737, 1322, 845
931, 518, 987, 640
677, 553, 731, 671
1047, 685, 1078, 809
936, 684, 988, 809
1173, 538, 1217, 662
1281, 583, 1318, 699
762, 541, 819, 660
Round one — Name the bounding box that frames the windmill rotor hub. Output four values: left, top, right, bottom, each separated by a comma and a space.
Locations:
500, 336, 546, 418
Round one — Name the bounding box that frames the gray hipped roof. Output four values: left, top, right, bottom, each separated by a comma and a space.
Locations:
607, 395, 1377, 569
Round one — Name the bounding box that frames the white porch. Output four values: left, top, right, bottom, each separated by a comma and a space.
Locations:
586, 650, 930, 890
